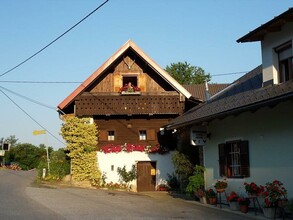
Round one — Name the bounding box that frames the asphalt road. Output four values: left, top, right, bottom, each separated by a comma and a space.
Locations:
0, 170, 258, 220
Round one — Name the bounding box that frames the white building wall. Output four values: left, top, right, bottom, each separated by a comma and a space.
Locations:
97, 151, 175, 191
204, 101, 293, 199
261, 22, 293, 84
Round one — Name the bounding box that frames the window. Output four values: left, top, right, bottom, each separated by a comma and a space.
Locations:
276, 41, 293, 83
2, 143, 10, 151
108, 131, 115, 141
123, 76, 137, 87
139, 130, 147, 140
218, 140, 249, 178
138, 129, 156, 141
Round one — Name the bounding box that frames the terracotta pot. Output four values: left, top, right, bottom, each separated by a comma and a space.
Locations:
216, 188, 225, 193
209, 197, 217, 205
240, 205, 248, 213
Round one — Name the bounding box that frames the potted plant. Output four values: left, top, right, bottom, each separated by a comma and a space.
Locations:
119, 83, 141, 95
244, 182, 261, 196
206, 188, 217, 205
185, 165, 205, 201
260, 180, 287, 219
214, 179, 227, 192
227, 191, 240, 211
238, 197, 250, 213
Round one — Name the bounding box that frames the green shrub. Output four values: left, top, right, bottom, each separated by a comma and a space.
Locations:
38, 149, 70, 180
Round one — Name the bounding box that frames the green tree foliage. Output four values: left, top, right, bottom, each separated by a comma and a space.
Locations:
166, 61, 211, 85
60, 117, 101, 186
8, 143, 46, 170
38, 148, 70, 180
172, 151, 194, 191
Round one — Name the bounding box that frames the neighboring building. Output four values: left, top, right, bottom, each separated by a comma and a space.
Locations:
57, 40, 200, 191
183, 83, 229, 102
166, 8, 293, 199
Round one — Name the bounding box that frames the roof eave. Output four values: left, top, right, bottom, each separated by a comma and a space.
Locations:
167, 91, 293, 130
237, 8, 293, 43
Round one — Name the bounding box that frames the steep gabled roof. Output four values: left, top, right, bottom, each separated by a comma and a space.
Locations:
237, 8, 293, 43
58, 40, 192, 111
166, 66, 293, 129
183, 83, 229, 102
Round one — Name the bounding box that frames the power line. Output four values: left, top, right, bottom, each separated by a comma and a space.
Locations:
0, 71, 249, 84
0, 80, 82, 84
0, 85, 56, 110
210, 71, 248, 77
0, 88, 65, 145
0, 0, 109, 78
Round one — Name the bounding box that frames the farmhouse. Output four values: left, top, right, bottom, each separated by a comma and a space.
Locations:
57, 40, 201, 191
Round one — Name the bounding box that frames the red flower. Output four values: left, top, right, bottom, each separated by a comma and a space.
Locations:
227, 191, 239, 202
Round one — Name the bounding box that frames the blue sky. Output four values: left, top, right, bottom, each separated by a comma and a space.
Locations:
0, 0, 292, 149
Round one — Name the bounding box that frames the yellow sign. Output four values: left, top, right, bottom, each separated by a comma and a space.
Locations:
151, 169, 156, 176
33, 130, 46, 135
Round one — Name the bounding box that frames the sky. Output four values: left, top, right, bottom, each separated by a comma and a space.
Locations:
0, 0, 292, 149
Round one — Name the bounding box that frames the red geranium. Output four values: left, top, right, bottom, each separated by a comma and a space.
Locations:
244, 182, 261, 195
260, 180, 287, 207
227, 191, 239, 202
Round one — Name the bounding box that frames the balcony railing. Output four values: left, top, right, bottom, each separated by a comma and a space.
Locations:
75, 93, 184, 116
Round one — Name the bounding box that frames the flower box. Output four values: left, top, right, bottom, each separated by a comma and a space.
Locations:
120, 91, 141, 95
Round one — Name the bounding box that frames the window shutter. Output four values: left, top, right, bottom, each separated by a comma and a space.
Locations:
99, 130, 108, 141
240, 140, 250, 177
147, 129, 156, 141
218, 143, 227, 177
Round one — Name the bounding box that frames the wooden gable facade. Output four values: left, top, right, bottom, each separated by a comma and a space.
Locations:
58, 40, 197, 149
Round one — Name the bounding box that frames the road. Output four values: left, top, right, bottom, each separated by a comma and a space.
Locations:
0, 170, 257, 220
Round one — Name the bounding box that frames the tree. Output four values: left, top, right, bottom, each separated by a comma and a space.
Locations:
165, 61, 211, 85
117, 164, 137, 190
172, 151, 194, 192
8, 143, 46, 170
38, 148, 70, 180
60, 117, 101, 186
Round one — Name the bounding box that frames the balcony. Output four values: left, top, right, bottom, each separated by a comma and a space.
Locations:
75, 93, 184, 116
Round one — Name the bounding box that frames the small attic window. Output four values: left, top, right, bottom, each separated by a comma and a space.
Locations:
123, 76, 137, 87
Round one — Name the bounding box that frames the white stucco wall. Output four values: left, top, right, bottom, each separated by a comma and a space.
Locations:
204, 101, 293, 199
97, 151, 175, 191
261, 22, 293, 84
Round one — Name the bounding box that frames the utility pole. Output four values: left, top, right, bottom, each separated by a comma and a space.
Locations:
33, 130, 50, 175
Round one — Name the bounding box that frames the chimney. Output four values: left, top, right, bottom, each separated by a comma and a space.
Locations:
205, 81, 211, 102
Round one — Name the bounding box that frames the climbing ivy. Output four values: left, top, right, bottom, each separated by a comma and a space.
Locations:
60, 117, 101, 186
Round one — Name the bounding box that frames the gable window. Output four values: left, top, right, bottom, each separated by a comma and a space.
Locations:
123, 76, 137, 87
139, 130, 147, 140
218, 140, 249, 178
108, 130, 115, 141
276, 41, 293, 83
